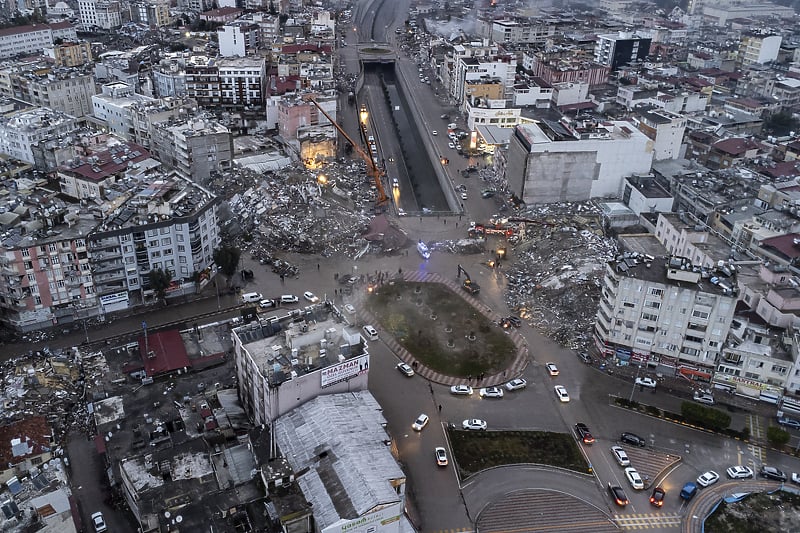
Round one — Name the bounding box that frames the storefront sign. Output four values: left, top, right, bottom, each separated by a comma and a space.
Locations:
321, 354, 369, 388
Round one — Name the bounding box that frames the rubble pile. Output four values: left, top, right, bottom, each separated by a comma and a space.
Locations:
503, 202, 618, 350
218, 158, 382, 262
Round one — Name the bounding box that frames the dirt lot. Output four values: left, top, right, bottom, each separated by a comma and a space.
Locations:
704, 490, 800, 532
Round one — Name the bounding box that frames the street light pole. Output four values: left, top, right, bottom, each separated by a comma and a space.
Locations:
629, 364, 642, 402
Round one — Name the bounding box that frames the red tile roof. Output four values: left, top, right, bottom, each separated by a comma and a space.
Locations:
63, 143, 151, 182
712, 138, 760, 156
756, 161, 800, 179
0, 416, 52, 468
760, 233, 800, 260
201, 6, 242, 17
138, 329, 191, 377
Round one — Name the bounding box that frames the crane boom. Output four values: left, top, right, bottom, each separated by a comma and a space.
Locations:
304, 96, 389, 208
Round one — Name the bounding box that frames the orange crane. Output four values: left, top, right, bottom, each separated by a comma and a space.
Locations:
304, 95, 389, 209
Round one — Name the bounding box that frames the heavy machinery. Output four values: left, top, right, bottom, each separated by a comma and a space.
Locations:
457, 264, 480, 295
304, 95, 389, 210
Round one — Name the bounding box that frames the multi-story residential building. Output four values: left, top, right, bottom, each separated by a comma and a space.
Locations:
148, 116, 233, 182
465, 101, 522, 131
594, 251, 737, 376
0, 107, 81, 167
129, 96, 198, 149
522, 49, 610, 88
185, 55, 220, 106
44, 40, 93, 67
199, 6, 241, 23
738, 32, 782, 68
129, 0, 171, 27
218, 57, 266, 109
77, 0, 123, 30
151, 53, 189, 97
452, 56, 514, 107
488, 18, 556, 45
277, 94, 335, 141
504, 119, 653, 203
0, 22, 77, 59
0, 61, 96, 118
88, 171, 220, 304
218, 22, 260, 57
232, 312, 370, 425
630, 106, 686, 161
594, 31, 652, 71
92, 82, 155, 140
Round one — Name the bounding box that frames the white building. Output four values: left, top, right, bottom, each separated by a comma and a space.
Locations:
148, 116, 233, 182
452, 56, 514, 106
218, 56, 266, 108
465, 102, 522, 131
594, 251, 737, 375
0, 107, 80, 165
232, 315, 370, 425
77, 0, 123, 30
630, 106, 686, 160
738, 33, 781, 67
92, 82, 155, 140
551, 81, 590, 108
0, 23, 76, 59
512, 81, 553, 108
217, 22, 259, 57
505, 119, 653, 203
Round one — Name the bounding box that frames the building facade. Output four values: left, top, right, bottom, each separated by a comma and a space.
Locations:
594, 32, 652, 70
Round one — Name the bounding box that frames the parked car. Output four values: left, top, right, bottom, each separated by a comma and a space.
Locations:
760, 466, 787, 482
545, 362, 559, 376
577, 351, 593, 364
624, 467, 645, 490
504, 315, 522, 328
259, 299, 276, 309
610, 445, 630, 467
450, 385, 473, 396
680, 482, 698, 501
435, 447, 448, 466
303, 291, 319, 303
778, 416, 800, 429
396, 362, 414, 377
696, 471, 720, 487
635, 377, 657, 389
693, 392, 715, 405
791, 472, 800, 485
607, 483, 629, 507
479, 387, 504, 399
412, 414, 429, 431
505, 378, 527, 391
343, 304, 356, 315
726, 466, 754, 479
574, 423, 595, 444
554, 385, 570, 402
481, 190, 496, 198
431, 130, 438, 135
91, 512, 107, 533
280, 294, 299, 304
462, 419, 487, 431
620, 432, 646, 447
649, 487, 666, 507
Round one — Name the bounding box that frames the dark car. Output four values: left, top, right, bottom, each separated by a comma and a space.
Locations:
778, 417, 800, 430
607, 483, 629, 507
680, 482, 697, 501
574, 423, 595, 444
620, 432, 646, 447
649, 486, 665, 507
760, 466, 787, 482
505, 315, 522, 328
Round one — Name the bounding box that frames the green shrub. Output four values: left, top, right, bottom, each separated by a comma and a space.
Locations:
767, 426, 790, 447
680, 402, 731, 431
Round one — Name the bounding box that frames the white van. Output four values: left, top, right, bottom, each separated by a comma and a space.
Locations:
241, 292, 262, 303
362, 325, 379, 341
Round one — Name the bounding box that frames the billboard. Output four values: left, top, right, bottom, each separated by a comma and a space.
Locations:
320, 354, 369, 388
321, 502, 402, 533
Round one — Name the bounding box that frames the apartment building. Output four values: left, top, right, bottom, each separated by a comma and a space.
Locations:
0, 61, 96, 118
630, 106, 686, 161
488, 18, 556, 45
148, 116, 233, 182
0, 107, 81, 167
505, 119, 652, 203
151, 53, 189, 97
44, 41, 93, 67
594, 252, 737, 376
738, 33, 782, 68
218, 22, 260, 57
129, 0, 171, 27
522, 49, 610, 88
92, 82, 155, 140
232, 312, 369, 425
129, 96, 198, 149
77, 0, 123, 30
452, 56, 515, 107
594, 31, 652, 71
0, 22, 77, 59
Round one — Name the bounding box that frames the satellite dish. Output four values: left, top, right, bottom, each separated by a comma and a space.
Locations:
176, 516, 183, 523
164, 511, 171, 518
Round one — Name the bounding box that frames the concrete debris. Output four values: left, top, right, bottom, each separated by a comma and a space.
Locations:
502, 201, 618, 350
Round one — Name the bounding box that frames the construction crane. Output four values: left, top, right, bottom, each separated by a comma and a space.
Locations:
457, 264, 480, 295
303, 95, 389, 209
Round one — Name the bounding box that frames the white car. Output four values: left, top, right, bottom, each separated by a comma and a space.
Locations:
432, 130, 438, 135
343, 304, 356, 314
462, 419, 487, 430
554, 385, 570, 402
412, 413, 429, 431
611, 445, 630, 467
450, 385, 473, 395
635, 377, 657, 389
460, 192, 468, 200
624, 467, 645, 490
697, 470, 720, 487
303, 291, 319, 303
91, 512, 107, 533
693, 392, 715, 405
479, 387, 504, 398
396, 362, 414, 377
435, 447, 448, 466
791, 472, 800, 485
259, 299, 276, 309
448, 142, 456, 149
726, 466, 754, 479
505, 378, 527, 391
545, 362, 559, 376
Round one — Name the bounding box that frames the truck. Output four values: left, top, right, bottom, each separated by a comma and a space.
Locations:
457, 264, 480, 294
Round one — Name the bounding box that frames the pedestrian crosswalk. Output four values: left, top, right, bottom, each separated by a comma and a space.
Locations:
430, 529, 473, 533
614, 513, 682, 529
746, 414, 766, 462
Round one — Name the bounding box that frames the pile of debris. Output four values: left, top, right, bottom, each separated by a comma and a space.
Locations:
502, 202, 618, 350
